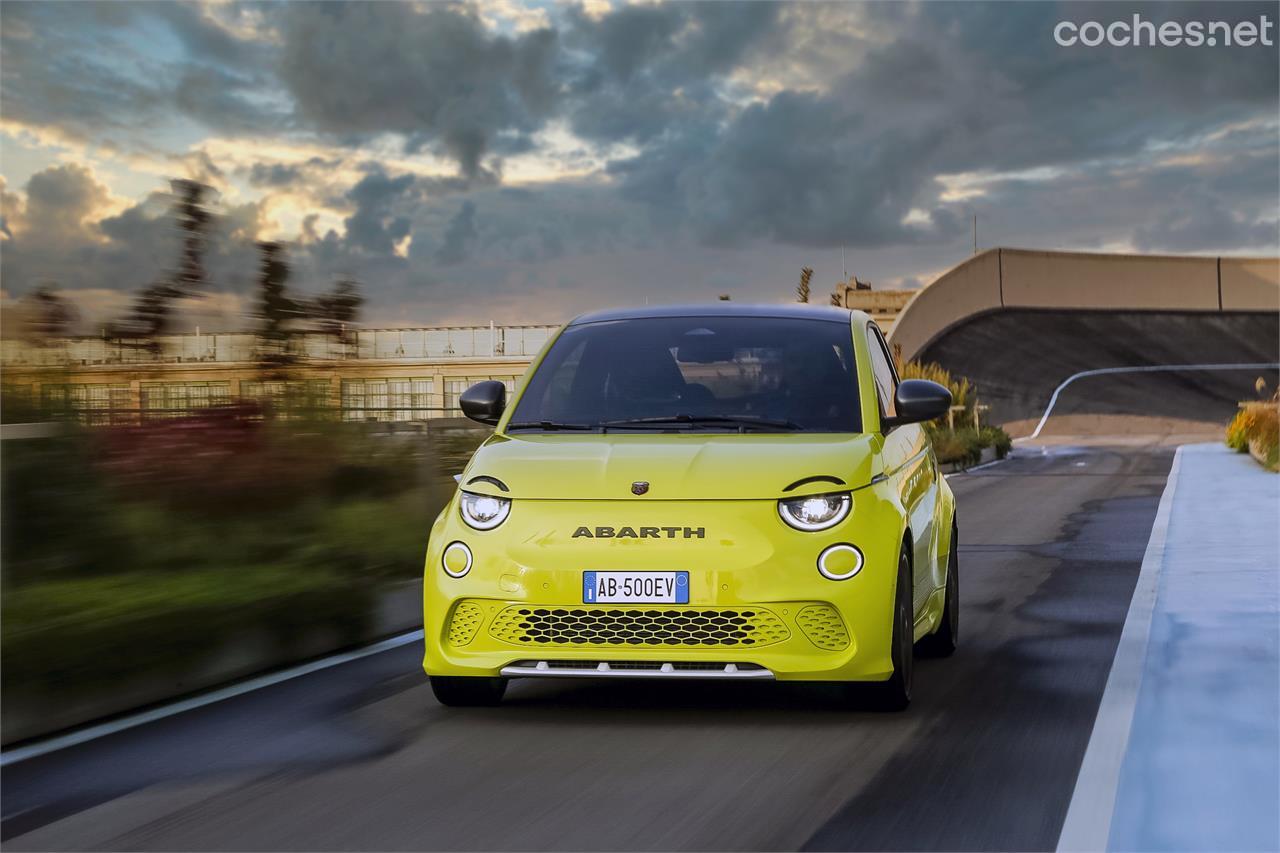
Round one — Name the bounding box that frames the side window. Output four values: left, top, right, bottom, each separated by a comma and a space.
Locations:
866, 323, 898, 418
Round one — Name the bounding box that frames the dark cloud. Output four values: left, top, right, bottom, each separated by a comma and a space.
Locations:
436, 201, 478, 266
277, 2, 558, 178
603, 1, 1278, 249
341, 168, 418, 256
248, 163, 305, 189
174, 65, 282, 135
1, 1, 1275, 324
562, 2, 779, 144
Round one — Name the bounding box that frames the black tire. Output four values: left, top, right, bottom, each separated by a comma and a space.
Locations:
875, 547, 914, 711
917, 526, 959, 658
430, 675, 508, 707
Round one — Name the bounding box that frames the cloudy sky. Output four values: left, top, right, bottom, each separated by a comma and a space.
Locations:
1, 1, 1276, 330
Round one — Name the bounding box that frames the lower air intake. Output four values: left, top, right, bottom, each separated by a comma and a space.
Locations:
489, 606, 789, 647
447, 601, 485, 647
795, 604, 851, 650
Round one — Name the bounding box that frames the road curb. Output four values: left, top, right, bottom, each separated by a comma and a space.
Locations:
1056, 445, 1184, 851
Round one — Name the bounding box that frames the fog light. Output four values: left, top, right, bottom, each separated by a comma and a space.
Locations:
442, 541, 473, 578
817, 543, 863, 580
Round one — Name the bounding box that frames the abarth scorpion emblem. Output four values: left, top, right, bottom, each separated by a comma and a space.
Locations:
631, 481, 650, 495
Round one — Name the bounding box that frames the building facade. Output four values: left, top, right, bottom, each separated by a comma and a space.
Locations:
2, 324, 559, 424
830, 282, 914, 335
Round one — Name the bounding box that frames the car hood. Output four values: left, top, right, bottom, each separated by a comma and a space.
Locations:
458, 433, 880, 500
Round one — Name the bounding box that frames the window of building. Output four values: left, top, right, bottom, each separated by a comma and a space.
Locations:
41, 383, 132, 425
139, 382, 231, 419
342, 378, 434, 421
241, 380, 330, 417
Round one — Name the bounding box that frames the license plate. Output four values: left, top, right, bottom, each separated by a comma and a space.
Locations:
583, 571, 690, 604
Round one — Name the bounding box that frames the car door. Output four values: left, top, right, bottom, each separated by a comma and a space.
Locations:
865, 323, 939, 620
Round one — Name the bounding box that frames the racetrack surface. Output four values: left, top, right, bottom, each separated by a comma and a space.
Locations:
918, 309, 1279, 428
3, 442, 1175, 852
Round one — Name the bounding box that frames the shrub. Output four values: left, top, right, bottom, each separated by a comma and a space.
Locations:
1226, 401, 1278, 471
1226, 409, 1252, 452
930, 427, 982, 467
1, 567, 372, 700
978, 425, 1013, 458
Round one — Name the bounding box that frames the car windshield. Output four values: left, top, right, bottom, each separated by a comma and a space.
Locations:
507, 316, 861, 433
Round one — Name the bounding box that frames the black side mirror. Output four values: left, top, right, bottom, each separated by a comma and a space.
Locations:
460, 380, 507, 426
882, 379, 952, 430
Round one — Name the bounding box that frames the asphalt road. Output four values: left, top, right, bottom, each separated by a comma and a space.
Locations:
3, 441, 1175, 852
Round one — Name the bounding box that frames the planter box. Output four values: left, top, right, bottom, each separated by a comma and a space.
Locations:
939, 445, 999, 475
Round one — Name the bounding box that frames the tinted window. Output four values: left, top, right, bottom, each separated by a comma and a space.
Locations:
866, 323, 898, 418
509, 316, 861, 433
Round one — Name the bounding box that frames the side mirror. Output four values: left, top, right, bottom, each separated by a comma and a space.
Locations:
882, 379, 952, 430
460, 380, 507, 426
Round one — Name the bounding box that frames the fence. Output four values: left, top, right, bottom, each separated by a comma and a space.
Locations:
1, 325, 559, 367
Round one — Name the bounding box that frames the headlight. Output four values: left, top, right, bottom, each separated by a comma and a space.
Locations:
778, 492, 851, 531
459, 491, 511, 530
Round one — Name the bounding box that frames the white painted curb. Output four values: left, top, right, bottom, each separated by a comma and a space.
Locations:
1056, 446, 1184, 851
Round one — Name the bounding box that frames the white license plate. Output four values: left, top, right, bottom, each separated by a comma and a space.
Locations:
583, 571, 690, 604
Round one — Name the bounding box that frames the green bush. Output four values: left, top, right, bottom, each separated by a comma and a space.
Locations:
978, 424, 1013, 458
926, 423, 1013, 467
1, 568, 372, 699
1, 411, 484, 708
929, 426, 982, 466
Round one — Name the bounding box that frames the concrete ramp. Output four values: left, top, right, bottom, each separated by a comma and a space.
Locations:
917, 310, 1278, 436
888, 249, 1279, 436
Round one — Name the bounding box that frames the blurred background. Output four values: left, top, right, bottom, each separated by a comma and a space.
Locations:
0, 2, 1276, 849
1, 185, 513, 739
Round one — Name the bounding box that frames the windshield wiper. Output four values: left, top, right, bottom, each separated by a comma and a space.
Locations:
599, 414, 803, 432
505, 420, 596, 431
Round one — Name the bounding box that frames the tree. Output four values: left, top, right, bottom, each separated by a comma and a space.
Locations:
796, 267, 813, 303
21, 284, 78, 342
171, 179, 212, 294
254, 241, 306, 376
830, 292, 843, 306
109, 180, 214, 350
313, 277, 363, 343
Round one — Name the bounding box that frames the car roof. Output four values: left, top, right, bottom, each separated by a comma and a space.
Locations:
567, 303, 858, 326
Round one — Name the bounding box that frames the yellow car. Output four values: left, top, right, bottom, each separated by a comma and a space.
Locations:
423, 304, 958, 710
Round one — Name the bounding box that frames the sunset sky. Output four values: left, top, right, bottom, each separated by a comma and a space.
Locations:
1, 1, 1276, 330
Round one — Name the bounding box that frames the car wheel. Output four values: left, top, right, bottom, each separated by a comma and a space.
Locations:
430, 675, 508, 707
875, 547, 914, 711
917, 525, 959, 658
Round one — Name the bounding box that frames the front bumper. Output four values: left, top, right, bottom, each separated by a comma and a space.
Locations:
423, 493, 907, 683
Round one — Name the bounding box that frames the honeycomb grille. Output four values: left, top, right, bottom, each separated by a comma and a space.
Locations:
795, 604, 850, 650
489, 607, 789, 647
447, 601, 485, 647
